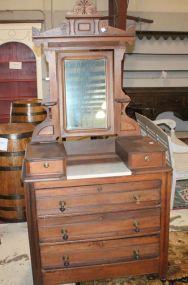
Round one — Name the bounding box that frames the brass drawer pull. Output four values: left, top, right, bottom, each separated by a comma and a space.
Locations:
63, 255, 70, 267
133, 194, 140, 204
43, 162, 49, 168
97, 185, 102, 192
133, 249, 140, 260
61, 229, 68, 240
133, 221, 140, 232
59, 201, 66, 212
144, 155, 150, 162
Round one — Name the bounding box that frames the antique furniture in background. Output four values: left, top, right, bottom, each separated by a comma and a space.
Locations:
22, 2, 171, 285
125, 87, 188, 121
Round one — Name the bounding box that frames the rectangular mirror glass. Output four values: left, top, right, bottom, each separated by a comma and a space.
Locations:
64, 58, 107, 130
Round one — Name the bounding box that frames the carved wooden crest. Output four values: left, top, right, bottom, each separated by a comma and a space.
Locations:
73, 0, 97, 15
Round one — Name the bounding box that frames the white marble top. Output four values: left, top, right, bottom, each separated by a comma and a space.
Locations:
67, 160, 132, 180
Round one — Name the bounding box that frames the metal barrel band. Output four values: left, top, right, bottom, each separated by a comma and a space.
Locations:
0, 165, 22, 171
13, 102, 42, 107
11, 120, 43, 125
0, 151, 25, 157
11, 111, 46, 116
31, 120, 45, 125
0, 216, 25, 222
0, 205, 25, 211
0, 131, 33, 139
0, 194, 24, 200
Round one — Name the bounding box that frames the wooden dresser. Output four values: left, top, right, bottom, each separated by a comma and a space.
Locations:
22, 4, 172, 285
23, 138, 171, 285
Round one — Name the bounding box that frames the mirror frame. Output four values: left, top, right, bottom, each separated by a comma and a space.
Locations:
58, 51, 115, 137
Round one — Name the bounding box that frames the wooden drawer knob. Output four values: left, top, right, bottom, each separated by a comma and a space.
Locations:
144, 155, 150, 162
97, 185, 103, 192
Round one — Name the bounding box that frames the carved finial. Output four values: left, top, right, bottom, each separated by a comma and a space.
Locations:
73, 0, 97, 15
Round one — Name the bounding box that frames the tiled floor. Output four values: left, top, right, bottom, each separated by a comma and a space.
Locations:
0, 209, 187, 285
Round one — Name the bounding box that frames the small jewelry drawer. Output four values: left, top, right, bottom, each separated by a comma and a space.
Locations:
116, 136, 166, 169
128, 152, 165, 169
24, 142, 67, 179
27, 160, 64, 175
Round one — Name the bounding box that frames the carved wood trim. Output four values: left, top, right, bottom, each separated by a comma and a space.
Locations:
72, 0, 97, 16
31, 102, 57, 143
32, 23, 136, 40
114, 49, 140, 136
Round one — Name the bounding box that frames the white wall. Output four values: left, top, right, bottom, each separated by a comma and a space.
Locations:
1, 1, 187, 30
0, 0, 108, 11
1, 0, 187, 13
128, 0, 188, 13
124, 38, 188, 88
0, 0, 108, 29
124, 1, 188, 88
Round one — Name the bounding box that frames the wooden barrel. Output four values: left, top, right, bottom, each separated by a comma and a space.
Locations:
10, 99, 47, 125
0, 123, 34, 222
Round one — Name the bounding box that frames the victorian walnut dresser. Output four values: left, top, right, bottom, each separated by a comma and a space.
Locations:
22, 4, 172, 285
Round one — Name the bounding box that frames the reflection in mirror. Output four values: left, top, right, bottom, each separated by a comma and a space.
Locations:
64, 58, 107, 130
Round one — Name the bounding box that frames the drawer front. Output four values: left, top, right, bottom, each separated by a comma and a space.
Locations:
130, 152, 165, 169
27, 160, 64, 175
38, 208, 160, 243
42, 258, 160, 284
40, 235, 160, 269
36, 180, 161, 216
